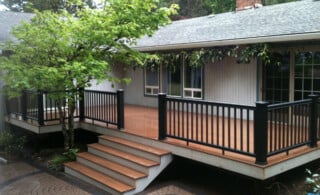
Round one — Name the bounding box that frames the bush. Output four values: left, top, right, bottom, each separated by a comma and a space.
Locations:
305, 169, 320, 194
0, 129, 26, 155
48, 148, 78, 171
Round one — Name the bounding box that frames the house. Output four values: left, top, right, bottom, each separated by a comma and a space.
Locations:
2, 0, 320, 194
0, 11, 34, 131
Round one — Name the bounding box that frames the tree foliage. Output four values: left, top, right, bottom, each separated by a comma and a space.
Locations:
0, 0, 177, 149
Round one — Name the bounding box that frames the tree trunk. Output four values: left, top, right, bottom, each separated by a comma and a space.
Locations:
57, 99, 69, 150
68, 96, 76, 149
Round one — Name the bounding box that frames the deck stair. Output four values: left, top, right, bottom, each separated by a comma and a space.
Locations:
64, 135, 173, 195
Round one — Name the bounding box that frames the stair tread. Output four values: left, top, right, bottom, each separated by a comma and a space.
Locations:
89, 143, 159, 167
64, 162, 134, 193
100, 135, 171, 156
78, 152, 147, 179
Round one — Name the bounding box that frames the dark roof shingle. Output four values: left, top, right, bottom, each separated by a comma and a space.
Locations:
134, 0, 320, 51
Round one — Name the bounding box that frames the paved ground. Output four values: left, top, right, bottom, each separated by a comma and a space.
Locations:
0, 159, 196, 195
0, 155, 312, 195
0, 160, 107, 195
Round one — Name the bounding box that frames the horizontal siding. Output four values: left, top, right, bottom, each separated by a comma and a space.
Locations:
123, 68, 158, 107
205, 57, 257, 106
86, 65, 125, 92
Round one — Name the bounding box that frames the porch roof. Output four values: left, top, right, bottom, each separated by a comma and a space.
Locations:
133, 0, 320, 52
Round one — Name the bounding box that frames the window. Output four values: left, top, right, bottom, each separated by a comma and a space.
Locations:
144, 53, 204, 99
167, 65, 182, 96
294, 51, 320, 100
144, 65, 159, 96
263, 52, 290, 104
184, 64, 202, 99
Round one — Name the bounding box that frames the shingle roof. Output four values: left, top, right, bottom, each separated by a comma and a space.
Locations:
134, 0, 320, 51
0, 11, 34, 44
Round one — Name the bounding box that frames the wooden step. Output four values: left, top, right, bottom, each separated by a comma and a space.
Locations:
99, 135, 170, 156
64, 162, 134, 194
77, 152, 147, 180
88, 143, 159, 168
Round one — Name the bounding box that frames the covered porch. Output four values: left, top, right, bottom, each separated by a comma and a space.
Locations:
5, 89, 320, 179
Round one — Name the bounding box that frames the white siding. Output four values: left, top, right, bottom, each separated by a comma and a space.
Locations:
123, 68, 158, 107
204, 57, 257, 106
86, 65, 125, 92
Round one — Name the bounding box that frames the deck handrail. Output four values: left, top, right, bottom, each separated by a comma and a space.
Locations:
159, 94, 256, 158
158, 94, 320, 165
6, 89, 125, 130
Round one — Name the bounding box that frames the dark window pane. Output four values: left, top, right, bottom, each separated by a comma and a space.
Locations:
168, 64, 181, 96
314, 66, 320, 78
145, 67, 159, 86
184, 90, 192, 97
314, 52, 320, 64
313, 79, 320, 92
294, 91, 302, 100
295, 65, 303, 77
185, 66, 202, 89
304, 79, 312, 90
296, 52, 313, 64
194, 92, 202, 98
295, 78, 302, 90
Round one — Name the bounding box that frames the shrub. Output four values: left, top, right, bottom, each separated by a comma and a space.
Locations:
48, 148, 78, 171
305, 169, 320, 194
0, 129, 26, 155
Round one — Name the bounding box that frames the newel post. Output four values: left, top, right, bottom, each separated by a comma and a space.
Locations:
158, 93, 167, 140
117, 89, 124, 129
21, 90, 27, 120
79, 88, 85, 122
254, 101, 269, 165
37, 91, 44, 126
309, 94, 319, 148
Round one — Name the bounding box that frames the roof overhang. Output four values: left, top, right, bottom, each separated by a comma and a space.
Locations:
132, 32, 320, 52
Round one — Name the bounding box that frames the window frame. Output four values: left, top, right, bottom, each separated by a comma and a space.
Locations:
144, 65, 160, 96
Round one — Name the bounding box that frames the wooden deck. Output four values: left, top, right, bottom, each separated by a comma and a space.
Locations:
88, 105, 319, 167
7, 104, 320, 180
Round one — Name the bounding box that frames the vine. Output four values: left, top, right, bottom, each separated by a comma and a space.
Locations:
143, 43, 271, 69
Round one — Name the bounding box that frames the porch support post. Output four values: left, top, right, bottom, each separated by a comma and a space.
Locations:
37, 91, 44, 126
117, 89, 124, 130
79, 88, 85, 122
309, 94, 319, 148
254, 101, 269, 165
21, 90, 27, 121
158, 93, 167, 140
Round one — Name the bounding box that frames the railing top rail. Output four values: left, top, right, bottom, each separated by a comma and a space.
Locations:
165, 96, 255, 110
267, 99, 311, 110
84, 89, 117, 95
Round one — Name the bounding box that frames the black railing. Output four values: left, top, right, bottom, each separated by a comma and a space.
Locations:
83, 89, 124, 129
6, 89, 124, 129
159, 94, 320, 165
159, 94, 256, 157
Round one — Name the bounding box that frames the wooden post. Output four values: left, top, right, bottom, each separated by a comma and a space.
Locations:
254, 101, 269, 165
158, 93, 167, 140
309, 94, 319, 148
117, 89, 124, 129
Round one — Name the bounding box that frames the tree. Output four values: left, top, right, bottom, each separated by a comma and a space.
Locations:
159, 0, 211, 19
0, 0, 177, 150
0, 0, 95, 12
